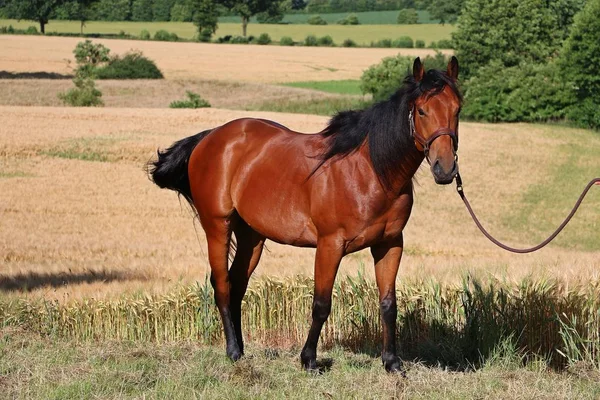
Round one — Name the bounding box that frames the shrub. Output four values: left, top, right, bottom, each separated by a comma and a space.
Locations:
337, 14, 359, 25
279, 36, 294, 46
307, 15, 327, 25
422, 51, 451, 71
342, 38, 357, 47
462, 61, 572, 123
140, 29, 151, 40
169, 91, 211, 108
317, 35, 334, 47
154, 29, 177, 41
217, 35, 232, 43
25, 26, 38, 35
230, 36, 249, 44
74, 40, 110, 69
198, 28, 212, 42
360, 55, 413, 101
96, 51, 164, 80
435, 39, 454, 49
559, 0, 600, 129
393, 36, 414, 48
428, 41, 437, 48
415, 39, 425, 48
371, 38, 392, 48
58, 71, 103, 107
256, 33, 272, 45
397, 8, 418, 24
304, 34, 318, 46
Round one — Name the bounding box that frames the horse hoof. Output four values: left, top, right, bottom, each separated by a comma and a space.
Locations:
228, 350, 243, 362
300, 353, 317, 371
383, 357, 405, 375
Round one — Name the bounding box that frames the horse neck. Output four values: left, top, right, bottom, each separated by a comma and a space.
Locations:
357, 139, 424, 194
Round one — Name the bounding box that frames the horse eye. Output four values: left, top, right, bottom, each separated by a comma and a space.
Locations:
417, 108, 426, 116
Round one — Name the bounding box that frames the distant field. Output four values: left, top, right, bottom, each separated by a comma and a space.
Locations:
219, 9, 439, 24
282, 79, 363, 95
0, 19, 455, 46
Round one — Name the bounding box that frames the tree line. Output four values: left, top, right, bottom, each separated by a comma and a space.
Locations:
0, 0, 465, 36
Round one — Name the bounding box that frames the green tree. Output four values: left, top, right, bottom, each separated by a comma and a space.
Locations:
560, 0, 600, 129
170, 0, 192, 21
397, 8, 418, 24
131, 0, 153, 21
453, 0, 561, 79
3, 0, 66, 33
152, 0, 175, 21
427, 0, 464, 24
95, 0, 130, 20
189, 0, 218, 40
221, 0, 284, 37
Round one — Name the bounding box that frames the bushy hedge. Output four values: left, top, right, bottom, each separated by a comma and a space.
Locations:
416, 40, 425, 48
317, 35, 334, 47
304, 35, 318, 46
462, 61, 572, 123
337, 14, 359, 25
140, 29, 151, 40
360, 52, 452, 102
169, 91, 211, 109
255, 33, 272, 45
280, 36, 294, 46
342, 38, 357, 47
397, 8, 418, 24
96, 51, 164, 80
153, 30, 178, 41
393, 36, 414, 48
307, 15, 327, 25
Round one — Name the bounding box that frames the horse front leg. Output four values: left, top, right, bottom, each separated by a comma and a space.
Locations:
371, 236, 404, 373
301, 236, 344, 371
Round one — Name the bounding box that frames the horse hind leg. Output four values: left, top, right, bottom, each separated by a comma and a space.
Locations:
204, 214, 242, 361
228, 220, 265, 355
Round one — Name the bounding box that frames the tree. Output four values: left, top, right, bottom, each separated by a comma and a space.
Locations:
560, 0, 600, 128
152, 0, 175, 21
94, 0, 130, 21
221, 0, 284, 37
427, 0, 464, 24
189, 0, 218, 40
131, 0, 153, 21
397, 8, 418, 24
453, 0, 561, 79
4, 0, 66, 33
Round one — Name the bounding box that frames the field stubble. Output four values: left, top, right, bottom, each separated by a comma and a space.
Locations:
0, 106, 598, 301
0, 35, 450, 83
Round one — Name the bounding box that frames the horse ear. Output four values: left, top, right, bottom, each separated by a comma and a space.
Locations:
447, 56, 459, 80
413, 57, 424, 82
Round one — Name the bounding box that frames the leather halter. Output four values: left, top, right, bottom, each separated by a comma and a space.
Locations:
409, 109, 459, 163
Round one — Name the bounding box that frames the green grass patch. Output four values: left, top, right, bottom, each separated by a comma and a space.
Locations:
1, 334, 598, 399
0, 19, 455, 46
283, 80, 363, 95
0, 171, 32, 178
219, 9, 439, 24
247, 96, 369, 116
39, 137, 125, 162
502, 128, 600, 251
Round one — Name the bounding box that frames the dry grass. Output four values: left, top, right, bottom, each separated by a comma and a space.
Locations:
0, 35, 450, 82
1, 106, 598, 301
0, 78, 349, 109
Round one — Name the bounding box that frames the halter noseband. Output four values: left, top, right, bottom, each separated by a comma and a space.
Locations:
409, 109, 459, 163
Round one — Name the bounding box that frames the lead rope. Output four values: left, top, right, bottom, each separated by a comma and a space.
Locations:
455, 173, 600, 253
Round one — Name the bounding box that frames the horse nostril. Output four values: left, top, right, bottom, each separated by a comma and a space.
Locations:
432, 160, 443, 176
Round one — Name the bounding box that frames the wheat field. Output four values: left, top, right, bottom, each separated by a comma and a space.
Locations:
1, 105, 598, 300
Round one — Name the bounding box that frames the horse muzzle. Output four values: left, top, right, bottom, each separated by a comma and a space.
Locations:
432, 159, 459, 185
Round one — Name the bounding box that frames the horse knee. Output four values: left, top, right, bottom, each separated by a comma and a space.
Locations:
312, 297, 331, 322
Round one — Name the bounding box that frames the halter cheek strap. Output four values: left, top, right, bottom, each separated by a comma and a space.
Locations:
409, 109, 459, 163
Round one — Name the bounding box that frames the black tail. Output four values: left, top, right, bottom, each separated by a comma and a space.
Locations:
147, 129, 212, 207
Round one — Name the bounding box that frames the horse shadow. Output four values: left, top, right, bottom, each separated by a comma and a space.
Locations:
0, 270, 142, 292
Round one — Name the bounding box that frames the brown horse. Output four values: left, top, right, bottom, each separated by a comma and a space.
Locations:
149, 57, 462, 372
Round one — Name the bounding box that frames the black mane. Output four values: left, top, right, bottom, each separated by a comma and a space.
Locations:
313, 69, 461, 188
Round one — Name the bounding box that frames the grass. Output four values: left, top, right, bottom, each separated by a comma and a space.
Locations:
218, 9, 440, 25
2, 274, 599, 372
247, 96, 369, 116
282, 80, 363, 95
501, 129, 600, 251
0, 19, 455, 46
1, 332, 599, 399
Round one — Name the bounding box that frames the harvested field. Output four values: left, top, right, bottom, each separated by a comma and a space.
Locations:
0, 78, 353, 109
1, 106, 599, 301
0, 35, 450, 82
